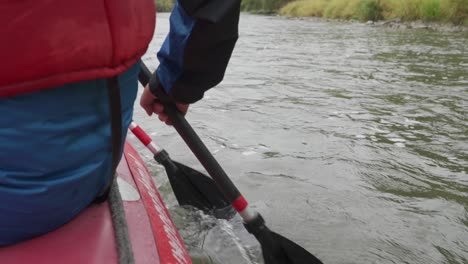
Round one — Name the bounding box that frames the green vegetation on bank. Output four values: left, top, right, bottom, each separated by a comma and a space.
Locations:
279, 0, 468, 24
155, 0, 174, 12
155, 0, 285, 14
156, 0, 291, 14
241, 0, 293, 14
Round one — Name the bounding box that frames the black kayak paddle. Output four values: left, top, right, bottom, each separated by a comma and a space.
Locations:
139, 63, 324, 264
129, 121, 235, 219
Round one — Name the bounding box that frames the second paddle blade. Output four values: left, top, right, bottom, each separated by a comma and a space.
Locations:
156, 150, 235, 219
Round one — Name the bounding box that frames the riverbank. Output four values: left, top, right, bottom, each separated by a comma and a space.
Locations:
281, 15, 468, 32
370, 17, 468, 31
155, 0, 467, 27
239, 0, 468, 26
279, 0, 468, 25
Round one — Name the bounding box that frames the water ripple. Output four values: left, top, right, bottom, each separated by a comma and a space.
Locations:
139, 13, 468, 264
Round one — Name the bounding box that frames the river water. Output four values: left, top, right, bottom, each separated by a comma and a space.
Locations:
132, 13, 468, 264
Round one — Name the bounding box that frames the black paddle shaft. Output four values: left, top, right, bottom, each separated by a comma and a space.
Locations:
138, 63, 241, 203
166, 104, 242, 203
139, 63, 325, 264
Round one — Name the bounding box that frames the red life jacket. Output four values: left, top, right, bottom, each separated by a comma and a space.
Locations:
0, 0, 156, 98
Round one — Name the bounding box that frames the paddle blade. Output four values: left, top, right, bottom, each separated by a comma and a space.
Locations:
246, 216, 324, 264
267, 231, 323, 264
157, 152, 235, 219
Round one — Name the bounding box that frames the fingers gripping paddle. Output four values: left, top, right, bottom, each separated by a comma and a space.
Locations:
129, 121, 235, 219
139, 63, 324, 264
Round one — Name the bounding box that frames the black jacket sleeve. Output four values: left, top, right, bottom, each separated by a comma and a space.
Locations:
149, 0, 241, 104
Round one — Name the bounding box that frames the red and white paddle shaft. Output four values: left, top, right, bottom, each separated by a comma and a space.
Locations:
130, 121, 257, 222
233, 196, 257, 222
129, 121, 160, 155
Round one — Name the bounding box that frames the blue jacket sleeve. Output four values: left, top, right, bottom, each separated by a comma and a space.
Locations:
151, 0, 240, 104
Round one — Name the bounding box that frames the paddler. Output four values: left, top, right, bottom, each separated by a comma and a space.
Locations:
0, 0, 240, 246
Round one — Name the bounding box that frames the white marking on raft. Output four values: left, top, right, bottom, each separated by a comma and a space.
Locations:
116, 177, 140, 201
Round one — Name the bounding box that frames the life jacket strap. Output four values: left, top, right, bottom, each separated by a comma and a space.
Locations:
94, 77, 123, 203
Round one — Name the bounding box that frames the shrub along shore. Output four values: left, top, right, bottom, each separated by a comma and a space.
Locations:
247, 0, 468, 25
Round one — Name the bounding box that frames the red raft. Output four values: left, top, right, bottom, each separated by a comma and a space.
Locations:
0, 142, 192, 264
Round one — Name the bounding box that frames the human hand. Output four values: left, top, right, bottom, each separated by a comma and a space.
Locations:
140, 85, 189, 126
